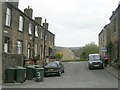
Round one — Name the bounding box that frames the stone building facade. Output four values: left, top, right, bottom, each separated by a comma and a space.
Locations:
99, 4, 120, 68
99, 24, 112, 56
1, 1, 55, 83
0, 1, 2, 85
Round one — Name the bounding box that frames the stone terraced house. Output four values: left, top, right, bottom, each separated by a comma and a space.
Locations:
0, 1, 55, 83
99, 3, 120, 68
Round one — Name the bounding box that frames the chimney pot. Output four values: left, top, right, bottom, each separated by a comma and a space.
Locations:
45, 19, 47, 23
35, 17, 42, 25
24, 7, 33, 18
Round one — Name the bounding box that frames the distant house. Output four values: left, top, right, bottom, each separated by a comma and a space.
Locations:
57, 48, 79, 61
99, 24, 110, 57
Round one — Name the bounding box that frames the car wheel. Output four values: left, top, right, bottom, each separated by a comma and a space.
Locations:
102, 64, 104, 69
58, 71, 61, 76
44, 73, 48, 77
62, 70, 65, 73
89, 66, 92, 70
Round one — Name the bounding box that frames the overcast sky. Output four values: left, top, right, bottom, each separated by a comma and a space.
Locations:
19, 0, 119, 47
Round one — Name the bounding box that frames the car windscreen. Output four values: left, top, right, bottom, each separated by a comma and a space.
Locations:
45, 62, 58, 67
89, 55, 100, 61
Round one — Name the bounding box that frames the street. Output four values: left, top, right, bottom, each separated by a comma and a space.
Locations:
3, 62, 118, 88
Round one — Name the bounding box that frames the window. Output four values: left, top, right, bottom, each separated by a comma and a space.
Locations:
17, 40, 23, 54
4, 37, 10, 53
27, 43, 31, 58
40, 45, 43, 59
35, 26, 38, 37
18, 16, 24, 31
41, 30, 43, 39
5, 8, 11, 26
28, 22, 32, 35
34, 44, 38, 56
45, 35, 47, 41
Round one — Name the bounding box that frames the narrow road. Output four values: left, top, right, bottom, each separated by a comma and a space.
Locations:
3, 62, 118, 88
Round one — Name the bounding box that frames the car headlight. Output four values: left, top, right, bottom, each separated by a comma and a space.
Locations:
89, 61, 93, 64
100, 61, 103, 63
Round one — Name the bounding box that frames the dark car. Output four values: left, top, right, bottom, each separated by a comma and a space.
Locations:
88, 54, 104, 69
44, 61, 65, 76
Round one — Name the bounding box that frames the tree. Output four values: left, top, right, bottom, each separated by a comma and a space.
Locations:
80, 42, 99, 60
55, 52, 63, 61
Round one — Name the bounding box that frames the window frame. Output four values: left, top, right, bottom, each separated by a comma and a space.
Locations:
27, 43, 31, 58
4, 37, 10, 53
28, 21, 32, 35
18, 15, 24, 32
17, 40, 23, 54
34, 44, 38, 57
113, 18, 117, 34
35, 25, 38, 37
5, 7, 12, 26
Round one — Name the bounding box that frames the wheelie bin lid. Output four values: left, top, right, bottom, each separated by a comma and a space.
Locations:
26, 65, 35, 68
33, 65, 40, 68
6, 67, 16, 70
35, 68, 44, 70
15, 66, 26, 70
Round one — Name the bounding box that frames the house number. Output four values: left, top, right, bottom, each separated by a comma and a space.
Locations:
37, 72, 41, 79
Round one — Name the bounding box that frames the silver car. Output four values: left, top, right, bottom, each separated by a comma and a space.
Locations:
88, 54, 104, 69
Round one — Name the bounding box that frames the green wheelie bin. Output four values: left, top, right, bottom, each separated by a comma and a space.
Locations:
35, 68, 44, 82
33, 65, 40, 77
5, 67, 16, 83
26, 65, 35, 80
15, 66, 26, 83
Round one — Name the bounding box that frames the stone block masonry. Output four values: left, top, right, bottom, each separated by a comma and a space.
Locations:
0, 1, 2, 85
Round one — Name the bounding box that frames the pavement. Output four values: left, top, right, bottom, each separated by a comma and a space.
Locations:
105, 65, 119, 80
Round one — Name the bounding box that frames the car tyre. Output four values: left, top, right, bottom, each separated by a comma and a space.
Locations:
44, 73, 48, 77
102, 64, 104, 69
89, 66, 92, 70
62, 70, 65, 73
58, 71, 61, 76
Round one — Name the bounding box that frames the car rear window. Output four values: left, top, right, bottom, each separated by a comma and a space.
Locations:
89, 55, 100, 60
46, 62, 58, 67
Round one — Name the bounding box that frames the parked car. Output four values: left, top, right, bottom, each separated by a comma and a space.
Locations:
44, 61, 65, 76
88, 54, 104, 69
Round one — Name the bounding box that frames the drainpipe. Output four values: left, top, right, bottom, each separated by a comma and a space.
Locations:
43, 28, 46, 60
32, 22, 35, 63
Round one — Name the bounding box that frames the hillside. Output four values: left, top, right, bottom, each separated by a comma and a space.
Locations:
55, 46, 81, 59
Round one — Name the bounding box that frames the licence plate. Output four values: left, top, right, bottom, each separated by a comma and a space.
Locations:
94, 65, 99, 67
48, 69, 54, 71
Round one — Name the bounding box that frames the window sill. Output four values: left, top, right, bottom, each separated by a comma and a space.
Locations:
35, 36, 39, 38
114, 32, 117, 35
4, 25, 12, 29
28, 34, 32, 36
18, 30, 24, 33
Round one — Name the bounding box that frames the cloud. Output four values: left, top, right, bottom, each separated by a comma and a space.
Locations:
19, 0, 120, 47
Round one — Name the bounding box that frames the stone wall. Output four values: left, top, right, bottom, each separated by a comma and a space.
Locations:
2, 53, 24, 83
0, 1, 2, 86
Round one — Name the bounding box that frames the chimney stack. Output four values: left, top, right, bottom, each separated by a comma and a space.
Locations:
35, 17, 42, 25
43, 19, 49, 30
8, 0, 19, 8
24, 6, 33, 18
118, 1, 120, 6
